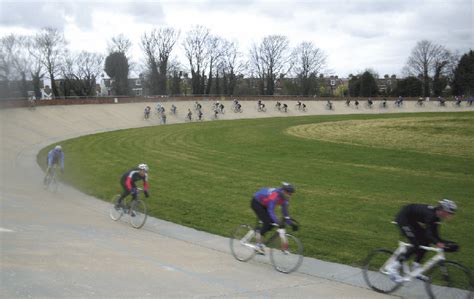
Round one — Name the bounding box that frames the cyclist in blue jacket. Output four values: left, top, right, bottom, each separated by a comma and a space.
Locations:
43, 145, 64, 184
251, 182, 298, 253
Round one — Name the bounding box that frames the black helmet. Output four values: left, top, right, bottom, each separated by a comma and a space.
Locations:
281, 182, 295, 193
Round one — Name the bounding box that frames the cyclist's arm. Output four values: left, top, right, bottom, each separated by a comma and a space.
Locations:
281, 201, 292, 225
60, 152, 65, 170
47, 151, 53, 168
143, 175, 149, 191
426, 222, 442, 244
125, 176, 134, 191
266, 200, 280, 225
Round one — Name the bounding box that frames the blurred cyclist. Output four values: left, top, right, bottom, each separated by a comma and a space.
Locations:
43, 145, 64, 184
115, 164, 150, 210
386, 199, 458, 282
251, 182, 298, 254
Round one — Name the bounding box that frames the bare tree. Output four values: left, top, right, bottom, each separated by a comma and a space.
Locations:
404, 40, 452, 97
249, 42, 266, 95
0, 34, 39, 98
35, 27, 67, 97
292, 41, 326, 96
57, 51, 103, 97
205, 35, 225, 95
182, 25, 210, 95
76, 51, 104, 96
27, 37, 45, 99
108, 34, 132, 56
249, 35, 292, 95
220, 40, 244, 95
141, 27, 180, 95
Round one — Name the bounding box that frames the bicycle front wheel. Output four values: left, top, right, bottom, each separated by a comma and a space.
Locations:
109, 195, 123, 221
425, 260, 473, 299
49, 175, 59, 193
362, 249, 403, 294
129, 199, 147, 229
269, 233, 304, 274
229, 224, 257, 262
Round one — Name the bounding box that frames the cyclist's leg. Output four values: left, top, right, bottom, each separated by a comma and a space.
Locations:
250, 198, 273, 239
43, 166, 51, 184
116, 182, 130, 208
399, 223, 425, 262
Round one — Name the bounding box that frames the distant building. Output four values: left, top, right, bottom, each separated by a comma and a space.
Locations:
377, 75, 398, 95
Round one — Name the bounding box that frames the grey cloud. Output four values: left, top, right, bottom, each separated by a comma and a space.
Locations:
0, 1, 68, 29
0, 0, 100, 30
126, 2, 165, 24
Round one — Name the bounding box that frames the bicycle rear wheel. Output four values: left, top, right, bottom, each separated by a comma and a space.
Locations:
425, 260, 474, 299
362, 249, 403, 294
269, 233, 304, 274
109, 194, 123, 221
129, 199, 147, 229
229, 224, 257, 262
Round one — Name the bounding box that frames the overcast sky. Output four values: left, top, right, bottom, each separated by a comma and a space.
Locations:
0, 0, 472, 77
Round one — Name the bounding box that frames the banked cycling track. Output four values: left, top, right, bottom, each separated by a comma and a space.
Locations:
2, 100, 471, 298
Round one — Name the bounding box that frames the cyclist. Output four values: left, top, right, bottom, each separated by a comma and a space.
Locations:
251, 182, 298, 254
144, 106, 151, 119
115, 164, 150, 211
326, 100, 333, 110
367, 98, 373, 108
296, 101, 302, 110
386, 199, 458, 282
44, 145, 64, 184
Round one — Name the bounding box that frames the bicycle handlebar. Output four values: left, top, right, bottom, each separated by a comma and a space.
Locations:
398, 240, 444, 253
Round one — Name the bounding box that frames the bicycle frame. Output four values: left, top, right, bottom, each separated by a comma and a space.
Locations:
240, 223, 288, 251
385, 241, 445, 282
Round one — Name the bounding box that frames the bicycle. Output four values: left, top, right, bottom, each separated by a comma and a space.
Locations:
257, 104, 267, 112
109, 188, 148, 229
229, 219, 303, 274
363, 238, 473, 298
325, 101, 334, 111
43, 164, 60, 192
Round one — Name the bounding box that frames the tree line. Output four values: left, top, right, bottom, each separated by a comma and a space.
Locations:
1, 26, 472, 99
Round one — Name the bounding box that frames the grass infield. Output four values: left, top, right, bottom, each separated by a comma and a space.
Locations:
38, 111, 474, 270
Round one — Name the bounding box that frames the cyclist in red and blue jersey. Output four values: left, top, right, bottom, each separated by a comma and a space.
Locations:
115, 164, 150, 210
251, 182, 298, 253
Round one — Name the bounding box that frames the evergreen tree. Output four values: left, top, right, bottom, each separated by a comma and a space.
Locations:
452, 50, 474, 96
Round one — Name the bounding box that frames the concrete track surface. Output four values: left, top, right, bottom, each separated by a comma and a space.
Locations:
1, 100, 472, 298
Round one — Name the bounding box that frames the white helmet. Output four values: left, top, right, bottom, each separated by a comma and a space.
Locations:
54, 145, 62, 151
438, 199, 457, 214
138, 163, 149, 172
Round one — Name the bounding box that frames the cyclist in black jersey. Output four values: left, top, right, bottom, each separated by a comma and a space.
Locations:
386, 199, 458, 281
115, 164, 150, 209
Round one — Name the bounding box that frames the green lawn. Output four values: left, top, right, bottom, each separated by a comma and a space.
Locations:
38, 111, 474, 270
